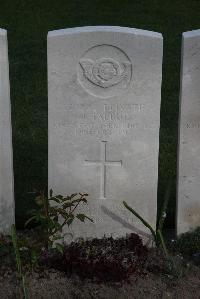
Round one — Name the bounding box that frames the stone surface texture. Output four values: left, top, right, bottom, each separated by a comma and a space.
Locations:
177, 29, 200, 235
0, 29, 14, 234
48, 26, 163, 242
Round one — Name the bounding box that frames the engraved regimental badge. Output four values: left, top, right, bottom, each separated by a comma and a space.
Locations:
78, 44, 132, 98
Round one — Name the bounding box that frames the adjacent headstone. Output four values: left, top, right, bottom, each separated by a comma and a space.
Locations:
0, 29, 14, 234
177, 29, 200, 235
48, 26, 163, 242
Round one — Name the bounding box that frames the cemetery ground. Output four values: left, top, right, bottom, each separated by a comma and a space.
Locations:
0, 226, 200, 298
0, 192, 200, 298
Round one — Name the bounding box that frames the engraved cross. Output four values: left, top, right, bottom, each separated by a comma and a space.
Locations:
85, 141, 122, 199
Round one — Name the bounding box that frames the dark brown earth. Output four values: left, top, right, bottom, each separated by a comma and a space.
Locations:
0, 266, 199, 299
0, 233, 199, 299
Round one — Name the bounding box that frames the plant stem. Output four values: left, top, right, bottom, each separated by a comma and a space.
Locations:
158, 180, 171, 232
11, 225, 29, 298
157, 229, 168, 256
123, 201, 157, 243
22, 275, 28, 299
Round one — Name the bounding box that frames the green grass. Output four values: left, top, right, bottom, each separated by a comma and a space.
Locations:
0, 0, 200, 228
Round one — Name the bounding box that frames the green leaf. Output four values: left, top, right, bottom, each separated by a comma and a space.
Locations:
86, 215, 94, 222
55, 195, 63, 199
81, 198, 87, 203
49, 206, 58, 215
50, 196, 62, 203
70, 193, 78, 199
66, 218, 73, 226
123, 201, 157, 244
61, 196, 71, 202
79, 193, 89, 197
53, 215, 58, 222
76, 214, 85, 222
55, 243, 64, 254
84, 214, 93, 222
11, 225, 22, 277
71, 198, 87, 204
76, 214, 93, 223
66, 214, 74, 226
57, 208, 69, 218
25, 216, 37, 227
35, 196, 43, 207
62, 202, 75, 209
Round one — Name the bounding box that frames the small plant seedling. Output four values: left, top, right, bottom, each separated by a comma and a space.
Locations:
11, 224, 28, 299
26, 190, 93, 251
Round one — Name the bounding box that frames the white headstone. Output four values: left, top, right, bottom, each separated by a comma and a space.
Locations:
177, 29, 200, 235
0, 29, 14, 234
48, 26, 163, 242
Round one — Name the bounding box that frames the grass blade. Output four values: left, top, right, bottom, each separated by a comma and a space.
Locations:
123, 201, 157, 243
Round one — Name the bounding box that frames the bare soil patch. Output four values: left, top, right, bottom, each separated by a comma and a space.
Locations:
0, 233, 199, 298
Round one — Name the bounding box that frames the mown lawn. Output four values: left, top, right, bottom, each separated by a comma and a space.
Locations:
0, 0, 199, 227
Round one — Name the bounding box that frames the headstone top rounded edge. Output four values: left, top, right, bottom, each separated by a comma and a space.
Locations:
183, 29, 200, 39
0, 28, 7, 36
47, 26, 162, 39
